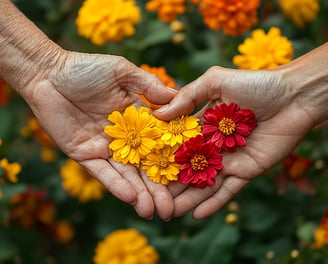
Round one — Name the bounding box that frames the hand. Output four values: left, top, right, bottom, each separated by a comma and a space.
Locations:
23, 51, 176, 220
155, 66, 315, 219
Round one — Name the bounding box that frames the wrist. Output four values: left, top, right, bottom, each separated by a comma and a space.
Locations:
277, 43, 328, 125
0, 0, 66, 100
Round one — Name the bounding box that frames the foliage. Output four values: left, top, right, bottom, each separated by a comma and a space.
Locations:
1, 0, 328, 263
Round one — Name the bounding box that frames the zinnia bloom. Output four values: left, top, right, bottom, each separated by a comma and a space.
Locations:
142, 144, 180, 185
0, 79, 10, 106
275, 153, 315, 195
175, 135, 223, 188
158, 116, 201, 147
139, 64, 176, 110
60, 159, 106, 202
279, 0, 320, 28
76, 0, 141, 45
9, 188, 56, 228
94, 228, 159, 264
146, 0, 186, 23
233, 27, 294, 70
104, 106, 162, 166
198, 0, 260, 36
313, 209, 328, 249
0, 158, 21, 184
202, 103, 257, 153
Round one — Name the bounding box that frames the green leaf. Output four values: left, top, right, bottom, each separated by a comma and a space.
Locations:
297, 222, 317, 242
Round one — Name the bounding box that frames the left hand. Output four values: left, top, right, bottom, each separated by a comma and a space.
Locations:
23, 50, 176, 220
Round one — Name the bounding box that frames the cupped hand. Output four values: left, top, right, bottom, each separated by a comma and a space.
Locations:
154, 66, 315, 219
23, 50, 176, 220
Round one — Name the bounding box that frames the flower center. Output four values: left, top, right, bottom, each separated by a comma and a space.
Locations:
219, 117, 236, 135
126, 129, 141, 148
191, 154, 208, 171
157, 157, 169, 169
168, 117, 185, 135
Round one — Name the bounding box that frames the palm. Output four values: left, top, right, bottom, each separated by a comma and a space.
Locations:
157, 67, 314, 219
26, 52, 175, 219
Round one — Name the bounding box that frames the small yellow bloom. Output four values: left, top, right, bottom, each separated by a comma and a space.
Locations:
104, 106, 162, 166
158, 116, 201, 147
233, 27, 293, 70
53, 220, 75, 244
279, 0, 320, 28
0, 158, 21, 183
142, 145, 180, 185
313, 227, 328, 249
60, 159, 106, 202
76, 0, 141, 45
94, 229, 159, 264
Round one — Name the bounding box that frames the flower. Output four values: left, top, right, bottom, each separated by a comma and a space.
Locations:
146, 0, 186, 23
142, 144, 180, 185
174, 135, 223, 188
202, 103, 257, 153
139, 64, 176, 109
9, 188, 56, 228
275, 153, 315, 195
105, 106, 163, 166
52, 220, 75, 244
93, 228, 159, 264
76, 0, 141, 45
313, 209, 328, 249
198, 0, 260, 36
158, 116, 201, 147
0, 158, 21, 184
233, 27, 294, 70
20, 117, 57, 162
0, 79, 10, 106
278, 0, 320, 28
60, 159, 106, 202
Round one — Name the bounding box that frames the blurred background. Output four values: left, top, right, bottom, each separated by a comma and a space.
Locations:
1, 0, 328, 263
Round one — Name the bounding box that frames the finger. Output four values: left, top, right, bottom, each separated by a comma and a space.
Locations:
109, 159, 155, 219
140, 170, 174, 221
154, 67, 223, 121
172, 175, 225, 217
191, 177, 249, 220
167, 181, 188, 197
80, 159, 137, 204
128, 67, 177, 105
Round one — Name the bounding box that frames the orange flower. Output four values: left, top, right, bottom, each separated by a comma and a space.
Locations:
139, 64, 176, 109
314, 209, 328, 249
146, 0, 186, 23
275, 153, 315, 195
52, 220, 75, 243
198, 0, 260, 36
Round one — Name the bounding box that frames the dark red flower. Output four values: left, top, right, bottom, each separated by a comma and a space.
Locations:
320, 209, 328, 229
275, 153, 315, 195
202, 103, 257, 152
174, 135, 223, 188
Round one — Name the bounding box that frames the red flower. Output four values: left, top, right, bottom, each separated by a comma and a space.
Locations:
320, 209, 328, 229
275, 153, 315, 195
174, 135, 223, 188
202, 103, 257, 152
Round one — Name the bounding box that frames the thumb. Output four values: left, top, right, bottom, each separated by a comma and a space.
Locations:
154, 69, 219, 121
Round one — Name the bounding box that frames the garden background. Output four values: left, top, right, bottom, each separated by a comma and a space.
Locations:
1, 0, 328, 263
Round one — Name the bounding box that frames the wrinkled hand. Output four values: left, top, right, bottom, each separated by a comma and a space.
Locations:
155, 66, 315, 219
24, 51, 176, 220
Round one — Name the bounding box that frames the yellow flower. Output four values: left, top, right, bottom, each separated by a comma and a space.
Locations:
279, 0, 320, 28
104, 106, 162, 166
233, 27, 293, 70
60, 159, 106, 202
142, 145, 180, 185
76, 0, 141, 45
0, 158, 21, 184
313, 227, 328, 249
158, 116, 201, 147
94, 229, 159, 264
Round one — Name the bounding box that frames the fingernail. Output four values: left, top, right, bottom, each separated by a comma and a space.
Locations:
156, 104, 169, 113
129, 200, 137, 206
146, 215, 153, 220
163, 217, 171, 222
166, 86, 177, 92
